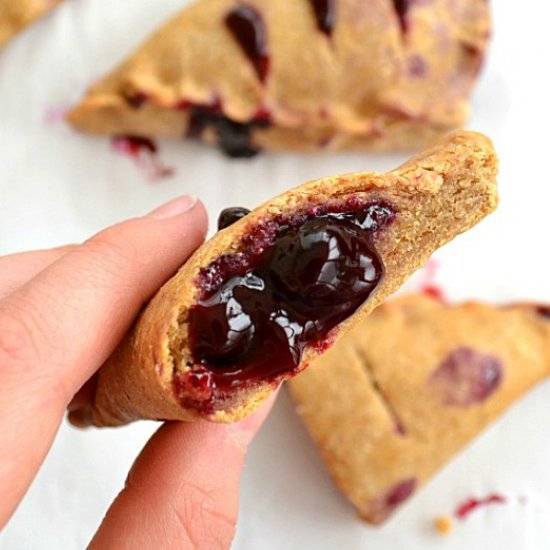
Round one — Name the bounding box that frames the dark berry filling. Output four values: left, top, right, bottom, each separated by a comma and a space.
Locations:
535, 305, 550, 319
225, 5, 270, 82
309, 0, 336, 36
124, 91, 148, 109
385, 479, 416, 510
186, 105, 270, 158
392, 0, 409, 34
181, 201, 395, 412
218, 207, 251, 231
215, 116, 267, 158
460, 42, 484, 78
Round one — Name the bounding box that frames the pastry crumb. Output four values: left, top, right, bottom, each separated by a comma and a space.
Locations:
434, 515, 453, 536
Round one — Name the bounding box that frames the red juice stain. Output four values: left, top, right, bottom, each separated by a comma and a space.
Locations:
455, 494, 507, 520
111, 136, 175, 182
422, 284, 445, 301
418, 260, 446, 302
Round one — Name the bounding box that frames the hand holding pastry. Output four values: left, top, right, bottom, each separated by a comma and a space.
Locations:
0, 196, 273, 548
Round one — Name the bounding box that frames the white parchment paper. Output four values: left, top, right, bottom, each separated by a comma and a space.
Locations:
1, 1, 550, 548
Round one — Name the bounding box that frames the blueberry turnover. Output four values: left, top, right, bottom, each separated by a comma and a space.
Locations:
70, 132, 498, 427
67, 0, 490, 156
0, 0, 64, 48
289, 294, 550, 524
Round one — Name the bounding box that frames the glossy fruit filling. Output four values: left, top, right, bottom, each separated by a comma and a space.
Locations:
225, 5, 269, 82
218, 207, 251, 230
186, 105, 270, 158
309, 0, 336, 36
179, 201, 395, 411
392, 0, 409, 33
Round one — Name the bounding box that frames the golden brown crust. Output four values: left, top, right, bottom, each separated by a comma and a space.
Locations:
0, 0, 63, 48
67, 0, 490, 152
289, 295, 550, 524
78, 131, 498, 428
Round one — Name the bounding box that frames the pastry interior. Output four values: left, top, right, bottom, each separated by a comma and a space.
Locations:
174, 199, 395, 414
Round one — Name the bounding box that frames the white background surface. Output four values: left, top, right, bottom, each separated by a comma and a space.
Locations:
1, 1, 550, 548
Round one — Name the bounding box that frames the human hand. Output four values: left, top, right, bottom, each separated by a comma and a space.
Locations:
0, 195, 276, 549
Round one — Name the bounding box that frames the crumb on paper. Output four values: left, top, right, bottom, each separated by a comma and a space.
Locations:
434, 515, 453, 536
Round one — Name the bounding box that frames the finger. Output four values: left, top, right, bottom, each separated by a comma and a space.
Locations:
0, 195, 208, 527
89, 393, 277, 550
0, 246, 76, 299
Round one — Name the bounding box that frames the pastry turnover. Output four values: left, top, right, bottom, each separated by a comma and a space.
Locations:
289, 295, 550, 524
0, 0, 64, 48
67, 0, 490, 157
68, 132, 498, 427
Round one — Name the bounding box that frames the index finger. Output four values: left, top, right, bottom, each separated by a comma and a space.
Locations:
0, 195, 207, 527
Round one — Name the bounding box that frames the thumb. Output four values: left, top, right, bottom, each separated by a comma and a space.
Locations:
89, 393, 278, 550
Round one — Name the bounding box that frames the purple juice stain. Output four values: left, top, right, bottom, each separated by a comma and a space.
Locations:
429, 347, 504, 407
225, 5, 270, 82
385, 478, 417, 510
408, 55, 427, 77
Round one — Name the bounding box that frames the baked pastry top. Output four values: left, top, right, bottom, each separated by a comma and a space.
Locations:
68, 131, 498, 428
67, 0, 490, 157
289, 295, 550, 524
0, 0, 64, 48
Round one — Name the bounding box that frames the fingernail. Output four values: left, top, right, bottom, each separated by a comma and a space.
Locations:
149, 195, 198, 219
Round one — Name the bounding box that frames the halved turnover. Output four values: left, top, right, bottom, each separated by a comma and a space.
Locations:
70, 131, 498, 427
